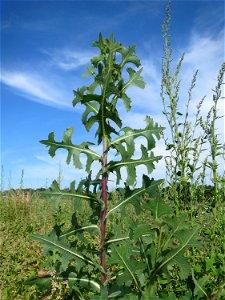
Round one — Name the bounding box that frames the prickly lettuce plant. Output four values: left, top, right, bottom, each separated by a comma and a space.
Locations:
26, 33, 201, 299
25, 33, 162, 298
106, 196, 201, 299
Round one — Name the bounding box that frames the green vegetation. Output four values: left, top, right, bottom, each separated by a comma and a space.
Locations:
0, 188, 76, 299
1, 187, 225, 299
0, 189, 50, 300
1, 1, 224, 299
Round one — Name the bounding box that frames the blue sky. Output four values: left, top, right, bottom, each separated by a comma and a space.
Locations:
1, 0, 224, 190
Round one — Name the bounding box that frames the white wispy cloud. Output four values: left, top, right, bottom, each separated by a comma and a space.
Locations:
178, 30, 224, 144
0, 47, 98, 108
181, 30, 224, 108
42, 48, 97, 71
133, 30, 223, 111
129, 27, 224, 133
0, 70, 72, 108
193, 3, 224, 35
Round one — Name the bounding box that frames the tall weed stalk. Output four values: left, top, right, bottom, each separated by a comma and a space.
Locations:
161, 1, 225, 208
26, 31, 202, 299
199, 62, 225, 202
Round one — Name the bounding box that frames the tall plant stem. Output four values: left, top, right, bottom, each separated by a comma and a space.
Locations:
100, 136, 108, 284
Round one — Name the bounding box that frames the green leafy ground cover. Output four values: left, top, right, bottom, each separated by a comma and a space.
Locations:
0, 189, 225, 299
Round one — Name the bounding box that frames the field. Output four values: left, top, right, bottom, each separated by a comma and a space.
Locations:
0, 188, 75, 299
0, 184, 225, 299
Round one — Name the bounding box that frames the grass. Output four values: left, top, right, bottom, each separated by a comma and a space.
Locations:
0, 189, 74, 300
0, 186, 225, 299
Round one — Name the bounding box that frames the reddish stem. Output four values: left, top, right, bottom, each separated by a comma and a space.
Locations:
100, 138, 107, 284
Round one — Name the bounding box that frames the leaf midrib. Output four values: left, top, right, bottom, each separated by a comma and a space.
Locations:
33, 235, 94, 265
110, 128, 158, 146
157, 228, 198, 271
109, 157, 155, 168
44, 191, 97, 201
43, 141, 101, 159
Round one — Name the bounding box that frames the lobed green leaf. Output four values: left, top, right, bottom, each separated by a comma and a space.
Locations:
156, 227, 200, 277
108, 145, 162, 186
68, 272, 101, 293
107, 176, 163, 217
40, 127, 101, 172
111, 116, 164, 158
32, 231, 96, 270
43, 180, 100, 205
